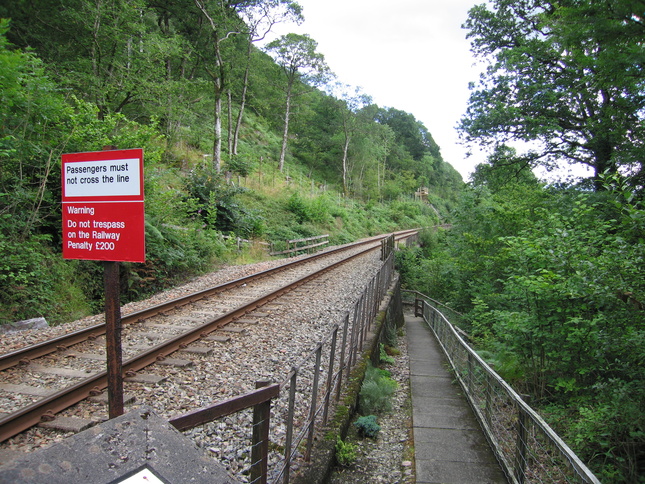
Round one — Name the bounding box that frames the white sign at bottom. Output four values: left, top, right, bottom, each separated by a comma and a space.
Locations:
117, 467, 166, 484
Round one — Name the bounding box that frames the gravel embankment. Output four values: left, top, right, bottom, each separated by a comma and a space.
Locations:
1, 250, 416, 483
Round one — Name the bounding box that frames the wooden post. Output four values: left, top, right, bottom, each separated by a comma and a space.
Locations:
104, 261, 124, 418
251, 381, 271, 484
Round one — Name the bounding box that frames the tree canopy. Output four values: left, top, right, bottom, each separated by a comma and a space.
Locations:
460, 0, 645, 190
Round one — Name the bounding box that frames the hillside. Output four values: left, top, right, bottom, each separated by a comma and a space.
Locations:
0, 7, 464, 326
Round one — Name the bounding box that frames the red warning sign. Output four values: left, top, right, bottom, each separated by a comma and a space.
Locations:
62, 149, 145, 262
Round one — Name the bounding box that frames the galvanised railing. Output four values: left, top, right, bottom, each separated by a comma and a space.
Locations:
405, 291, 600, 484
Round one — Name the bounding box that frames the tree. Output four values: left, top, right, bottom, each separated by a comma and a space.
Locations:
3, 0, 178, 121
459, 0, 645, 190
191, 0, 249, 172
350, 104, 394, 199
333, 85, 372, 195
232, 1, 303, 156
265, 33, 331, 172
470, 145, 539, 192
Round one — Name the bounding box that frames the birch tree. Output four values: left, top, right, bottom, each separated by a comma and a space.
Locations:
265, 33, 331, 172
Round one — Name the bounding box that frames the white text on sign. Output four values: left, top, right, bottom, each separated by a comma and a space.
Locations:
64, 159, 141, 198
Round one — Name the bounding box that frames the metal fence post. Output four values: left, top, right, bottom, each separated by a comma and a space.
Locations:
323, 326, 338, 425
467, 352, 474, 395
283, 368, 298, 484
337, 313, 350, 401
485, 373, 493, 429
349, 299, 360, 370
305, 343, 323, 461
514, 404, 529, 484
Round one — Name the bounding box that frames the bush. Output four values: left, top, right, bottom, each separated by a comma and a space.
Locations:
335, 438, 357, 467
359, 363, 397, 414
354, 415, 381, 439
379, 343, 395, 365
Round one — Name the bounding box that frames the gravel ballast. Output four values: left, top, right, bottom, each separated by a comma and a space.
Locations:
0, 251, 415, 483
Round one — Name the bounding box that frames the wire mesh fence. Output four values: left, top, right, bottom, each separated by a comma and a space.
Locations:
407, 292, 600, 484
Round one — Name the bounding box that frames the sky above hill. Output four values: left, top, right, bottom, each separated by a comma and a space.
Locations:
263, 0, 486, 180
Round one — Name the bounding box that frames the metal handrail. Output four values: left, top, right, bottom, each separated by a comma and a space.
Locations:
407, 292, 600, 484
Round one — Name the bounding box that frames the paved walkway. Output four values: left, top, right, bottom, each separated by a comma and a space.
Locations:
406, 314, 508, 484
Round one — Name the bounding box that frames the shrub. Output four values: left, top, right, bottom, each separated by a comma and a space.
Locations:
354, 415, 381, 439
383, 320, 398, 347
335, 437, 357, 467
379, 343, 395, 365
359, 363, 397, 414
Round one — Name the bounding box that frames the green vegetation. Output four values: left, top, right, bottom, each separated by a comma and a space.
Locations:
397, 171, 644, 483
397, 3, 645, 481
353, 415, 380, 439
460, 0, 645, 190
2, 2, 643, 481
379, 343, 395, 365
334, 437, 357, 467
453, 4, 644, 480
0, 4, 459, 326
359, 364, 397, 415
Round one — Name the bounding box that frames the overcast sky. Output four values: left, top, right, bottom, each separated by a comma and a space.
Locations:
262, 0, 485, 180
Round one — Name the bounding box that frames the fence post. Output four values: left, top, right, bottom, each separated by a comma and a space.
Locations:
349, 299, 360, 369
514, 403, 529, 484
305, 343, 323, 461
373, 272, 381, 329
485, 373, 493, 429
414, 298, 423, 318
358, 285, 368, 350
283, 368, 298, 484
323, 326, 338, 425
467, 352, 474, 395
337, 313, 350, 401
251, 380, 271, 484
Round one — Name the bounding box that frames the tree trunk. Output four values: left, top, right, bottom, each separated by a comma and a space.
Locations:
213, 81, 222, 173
592, 136, 616, 190
342, 134, 350, 196
233, 40, 252, 156
211, 32, 225, 173
279, 83, 293, 172
227, 89, 233, 157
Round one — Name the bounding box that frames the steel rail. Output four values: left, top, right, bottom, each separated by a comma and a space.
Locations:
0, 230, 416, 372
0, 235, 408, 443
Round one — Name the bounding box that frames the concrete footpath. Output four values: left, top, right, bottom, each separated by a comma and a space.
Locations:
406, 314, 508, 484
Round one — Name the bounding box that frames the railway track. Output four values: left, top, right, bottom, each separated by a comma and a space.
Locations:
0, 231, 416, 449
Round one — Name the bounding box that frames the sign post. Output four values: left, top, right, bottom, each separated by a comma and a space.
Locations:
62, 148, 145, 418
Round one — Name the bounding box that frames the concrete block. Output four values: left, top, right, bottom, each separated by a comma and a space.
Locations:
0, 407, 238, 483
38, 416, 97, 433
